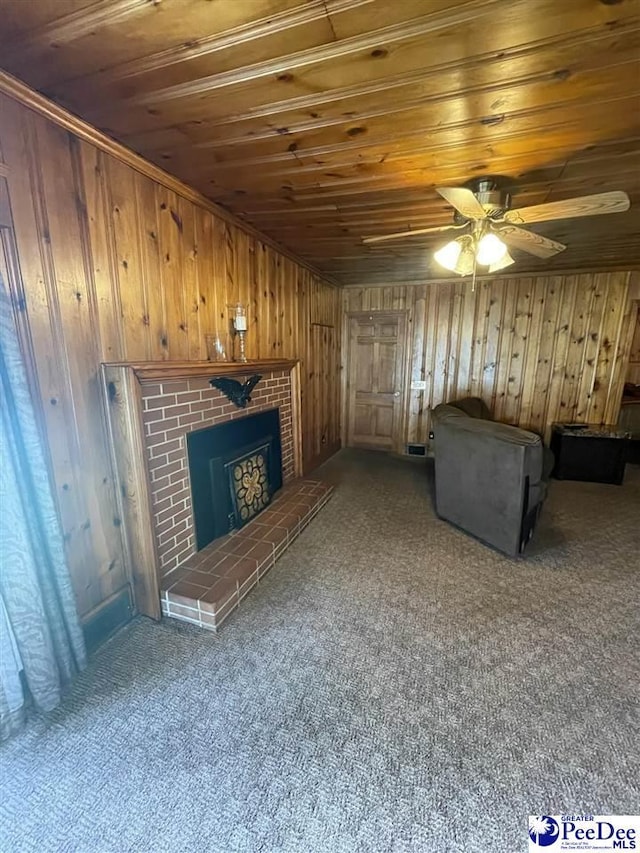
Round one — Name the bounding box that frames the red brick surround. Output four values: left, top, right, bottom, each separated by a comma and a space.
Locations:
160, 478, 333, 631
140, 371, 295, 577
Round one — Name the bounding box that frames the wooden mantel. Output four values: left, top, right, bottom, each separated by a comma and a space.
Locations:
101, 359, 302, 619
104, 358, 300, 383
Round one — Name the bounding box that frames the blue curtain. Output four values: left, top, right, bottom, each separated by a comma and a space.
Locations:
0, 272, 86, 739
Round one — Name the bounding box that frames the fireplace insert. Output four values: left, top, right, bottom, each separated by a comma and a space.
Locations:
187, 408, 283, 550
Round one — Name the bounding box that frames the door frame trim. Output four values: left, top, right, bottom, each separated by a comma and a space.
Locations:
342, 309, 411, 454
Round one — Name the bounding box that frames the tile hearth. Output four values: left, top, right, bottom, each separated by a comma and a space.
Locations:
160, 479, 333, 631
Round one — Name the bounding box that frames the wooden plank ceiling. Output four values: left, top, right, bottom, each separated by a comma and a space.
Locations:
1, 0, 639, 285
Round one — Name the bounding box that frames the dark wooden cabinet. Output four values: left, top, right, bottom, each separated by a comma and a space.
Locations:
550, 424, 630, 485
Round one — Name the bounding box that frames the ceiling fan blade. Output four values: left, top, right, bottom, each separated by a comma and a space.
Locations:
436, 186, 486, 220
503, 191, 630, 225
498, 225, 566, 258
363, 224, 462, 244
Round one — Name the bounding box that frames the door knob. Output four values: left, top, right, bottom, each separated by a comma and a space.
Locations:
394, 391, 400, 397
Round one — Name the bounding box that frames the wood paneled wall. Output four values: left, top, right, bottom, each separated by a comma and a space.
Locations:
0, 90, 341, 628
343, 272, 637, 451
626, 303, 640, 386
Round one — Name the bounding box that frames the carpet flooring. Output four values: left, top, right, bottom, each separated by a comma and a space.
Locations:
2, 450, 639, 853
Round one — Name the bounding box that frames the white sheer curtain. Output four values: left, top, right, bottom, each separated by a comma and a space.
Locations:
0, 272, 87, 739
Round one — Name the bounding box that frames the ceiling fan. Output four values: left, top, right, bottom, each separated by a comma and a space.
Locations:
362, 178, 631, 278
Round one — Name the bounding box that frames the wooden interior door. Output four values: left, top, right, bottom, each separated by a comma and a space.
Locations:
346, 312, 407, 451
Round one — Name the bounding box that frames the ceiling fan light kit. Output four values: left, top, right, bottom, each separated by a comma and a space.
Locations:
434, 222, 513, 279
363, 179, 630, 281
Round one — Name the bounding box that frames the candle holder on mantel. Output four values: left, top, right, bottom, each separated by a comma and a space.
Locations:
228, 302, 249, 363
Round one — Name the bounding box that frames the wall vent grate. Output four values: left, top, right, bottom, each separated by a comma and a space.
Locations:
407, 444, 426, 456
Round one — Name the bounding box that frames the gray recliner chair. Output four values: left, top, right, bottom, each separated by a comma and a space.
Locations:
431, 398, 552, 556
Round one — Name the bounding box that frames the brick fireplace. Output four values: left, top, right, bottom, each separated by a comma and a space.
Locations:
141, 369, 296, 577
102, 359, 332, 629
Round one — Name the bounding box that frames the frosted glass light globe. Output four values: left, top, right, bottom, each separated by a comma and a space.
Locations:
434, 240, 462, 271
476, 233, 508, 266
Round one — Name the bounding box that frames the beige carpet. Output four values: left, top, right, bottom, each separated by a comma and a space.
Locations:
1, 450, 639, 853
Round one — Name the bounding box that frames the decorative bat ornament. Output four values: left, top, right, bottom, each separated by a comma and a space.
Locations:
210, 374, 262, 408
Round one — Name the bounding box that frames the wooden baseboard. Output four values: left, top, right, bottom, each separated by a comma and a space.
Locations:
82, 585, 134, 653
